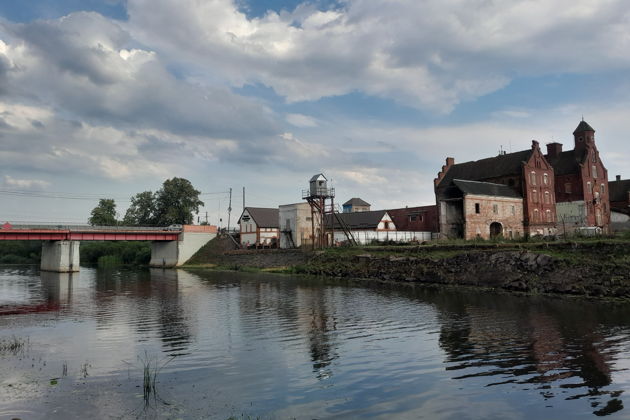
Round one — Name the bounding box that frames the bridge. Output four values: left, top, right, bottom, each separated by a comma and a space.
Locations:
0, 223, 217, 272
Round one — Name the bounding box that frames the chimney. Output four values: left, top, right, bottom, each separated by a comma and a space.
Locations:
531, 140, 539, 150
546, 142, 563, 158
617, 175, 622, 181
435, 157, 455, 187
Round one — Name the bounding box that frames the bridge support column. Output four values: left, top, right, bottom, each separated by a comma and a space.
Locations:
149, 230, 217, 268
41, 241, 80, 272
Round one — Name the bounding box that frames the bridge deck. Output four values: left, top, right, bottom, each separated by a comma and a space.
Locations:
0, 227, 181, 241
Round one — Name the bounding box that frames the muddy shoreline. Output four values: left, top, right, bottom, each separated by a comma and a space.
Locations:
186, 239, 630, 299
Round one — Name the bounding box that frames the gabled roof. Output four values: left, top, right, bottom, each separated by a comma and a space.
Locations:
239, 207, 279, 228
453, 179, 522, 198
310, 173, 327, 182
438, 149, 532, 187
545, 149, 587, 176
343, 197, 371, 207
609, 179, 630, 203
325, 210, 391, 230
573, 120, 595, 134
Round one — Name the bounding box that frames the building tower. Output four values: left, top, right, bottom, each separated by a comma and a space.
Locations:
303, 174, 335, 248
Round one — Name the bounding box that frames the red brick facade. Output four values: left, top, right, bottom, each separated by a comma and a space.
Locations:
387, 205, 438, 232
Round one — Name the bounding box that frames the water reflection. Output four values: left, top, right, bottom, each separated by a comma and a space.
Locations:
1, 267, 630, 419
429, 291, 628, 416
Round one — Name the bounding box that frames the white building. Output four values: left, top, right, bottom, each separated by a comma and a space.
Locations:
237, 207, 279, 248
279, 202, 312, 249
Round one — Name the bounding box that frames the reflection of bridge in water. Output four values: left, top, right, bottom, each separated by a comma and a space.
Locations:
0, 223, 217, 272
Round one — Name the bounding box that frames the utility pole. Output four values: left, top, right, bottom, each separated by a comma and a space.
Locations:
227, 188, 232, 232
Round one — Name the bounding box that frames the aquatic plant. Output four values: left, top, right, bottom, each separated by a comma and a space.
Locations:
137, 352, 173, 406
0, 335, 28, 355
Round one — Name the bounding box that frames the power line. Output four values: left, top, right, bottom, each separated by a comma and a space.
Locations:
0, 189, 230, 201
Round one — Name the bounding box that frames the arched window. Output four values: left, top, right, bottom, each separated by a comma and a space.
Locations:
532, 189, 538, 203
530, 172, 537, 186
545, 210, 552, 222
592, 165, 598, 179
544, 191, 551, 204
533, 209, 539, 222
543, 173, 548, 185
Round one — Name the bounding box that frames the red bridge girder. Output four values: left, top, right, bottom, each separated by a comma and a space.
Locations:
0, 229, 180, 241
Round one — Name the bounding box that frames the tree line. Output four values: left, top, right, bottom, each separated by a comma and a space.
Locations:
89, 177, 204, 226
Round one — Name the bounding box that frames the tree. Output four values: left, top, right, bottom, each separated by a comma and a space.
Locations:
89, 199, 118, 226
122, 191, 156, 226
154, 178, 204, 225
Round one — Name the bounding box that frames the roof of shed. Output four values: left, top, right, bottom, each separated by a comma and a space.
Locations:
343, 197, 371, 207
609, 179, 630, 202
239, 207, 279, 228
325, 210, 391, 230
310, 173, 327, 182
438, 149, 532, 187
453, 179, 522, 198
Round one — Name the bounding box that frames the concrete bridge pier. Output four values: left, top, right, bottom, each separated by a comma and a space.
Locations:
41, 240, 80, 272
149, 229, 216, 268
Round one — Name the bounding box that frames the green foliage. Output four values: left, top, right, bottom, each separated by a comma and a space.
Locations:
80, 241, 151, 265
119, 178, 203, 226
153, 177, 204, 225
89, 198, 118, 226
97, 255, 123, 267
122, 191, 156, 226
0, 241, 41, 264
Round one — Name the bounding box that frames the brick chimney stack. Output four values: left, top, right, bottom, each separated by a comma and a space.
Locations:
546, 142, 563, 158
531, 140, 540, 150
617, 175, 622, 181
435, 157, 455, 187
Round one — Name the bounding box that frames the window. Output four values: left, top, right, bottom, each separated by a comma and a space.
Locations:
601, 183, 605, 195
532, 189, 538, 203
533, 209, 539, 222
544, 191, 551, 204
592, 165, 598, 179
511, 205, 515, 216
565, 182, 572, 194
546, 210, 552, 223
587, 182, 592, 195
530, 172, 537, 186
543, 173, 548, 185
475, 203, 480, 214
493, 204, 499, 214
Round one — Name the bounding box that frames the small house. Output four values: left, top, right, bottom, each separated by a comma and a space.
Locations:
238, 207, 279, 248
342, 198, 371, 213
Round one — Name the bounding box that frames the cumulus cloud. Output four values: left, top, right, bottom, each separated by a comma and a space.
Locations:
0, 12, 300, 179
126, 0, 630, 112
2, 175, 50, 190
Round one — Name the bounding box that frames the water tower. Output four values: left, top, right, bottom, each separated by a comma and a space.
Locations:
303, 173, 335, 248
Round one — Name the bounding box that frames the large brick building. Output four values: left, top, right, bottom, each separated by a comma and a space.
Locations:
545, 120, 610, 232
434, 120, 610, 239
435, 140, 556, 239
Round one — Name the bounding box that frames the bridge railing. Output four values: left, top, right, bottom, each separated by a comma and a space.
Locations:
5, 224, 183, 232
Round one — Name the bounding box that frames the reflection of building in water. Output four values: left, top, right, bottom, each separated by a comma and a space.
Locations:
433, 294, 621, 415
91, 268, 193, 356
298, 287, 338, 380
237, 277, 339, 380
0, 272, 73, 316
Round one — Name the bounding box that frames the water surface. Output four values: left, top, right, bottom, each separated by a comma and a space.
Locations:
1, 266, 630, 419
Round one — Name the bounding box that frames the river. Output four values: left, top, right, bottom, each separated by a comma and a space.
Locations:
1, 266, 630, 419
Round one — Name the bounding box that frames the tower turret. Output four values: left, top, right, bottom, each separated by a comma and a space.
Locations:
573, 119, 595, 151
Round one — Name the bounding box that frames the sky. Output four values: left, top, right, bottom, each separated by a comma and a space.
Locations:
0, 0, 629, 226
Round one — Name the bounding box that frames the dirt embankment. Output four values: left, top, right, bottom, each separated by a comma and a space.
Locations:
188, 238, 630, 299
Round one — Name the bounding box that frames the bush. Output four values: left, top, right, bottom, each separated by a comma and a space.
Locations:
81, 241, 151, 265
0, 241, 41, 264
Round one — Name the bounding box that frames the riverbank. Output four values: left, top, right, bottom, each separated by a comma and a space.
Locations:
186, 237, 630, 299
